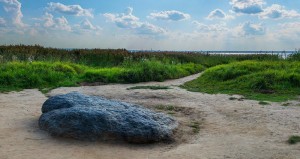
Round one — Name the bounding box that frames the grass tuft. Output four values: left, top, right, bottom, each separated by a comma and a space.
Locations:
127, 85, 170, 90
288, 135, 300, 144
259, 101, 270, 105
155, 105, 175, 111
189, 121, 200, 133
281, 103, 291, 106
229, 97, 238, 100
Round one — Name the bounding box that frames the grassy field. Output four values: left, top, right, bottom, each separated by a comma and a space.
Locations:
182, 60, 300, 102
0, 45, 280, 67
1, 45, 300, 101
0, 60, 203, 92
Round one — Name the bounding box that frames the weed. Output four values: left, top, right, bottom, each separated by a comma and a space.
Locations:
127, 85, 170, 90
154, 105, 175, 111
229, 97, 238, 100
189, 121, 200, 133
167, 111, 176, 115
282, 103, 291, 106
259, 101, 270, 105
288, 135, 300, 144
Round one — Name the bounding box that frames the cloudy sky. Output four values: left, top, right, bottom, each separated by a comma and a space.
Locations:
0, 0, 299, 50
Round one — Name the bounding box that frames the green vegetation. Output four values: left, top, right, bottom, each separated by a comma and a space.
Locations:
288, 51, 300, 61
1, 45, 298, 100
189, 121, 200, 133
228, 96, 246, 101
0, 45, 280, 67
127, 85, 170, 90
0, 62, 82, 92
281, 103, 291, 106
229, 97, 238, 100
288, 135, 300, 144
182, 61, 300, 102
83, 61, 204, 83
258, 101, 270, 105
155, 105, 175, 111
0, 61, 203, 92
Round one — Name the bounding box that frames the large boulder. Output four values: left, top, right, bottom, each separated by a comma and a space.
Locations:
39, 92, 178, 143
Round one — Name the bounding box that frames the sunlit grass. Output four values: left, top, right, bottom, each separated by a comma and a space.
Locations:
1, 45, 296, 97
0, 60, 204, 93
182, 61, 300, 102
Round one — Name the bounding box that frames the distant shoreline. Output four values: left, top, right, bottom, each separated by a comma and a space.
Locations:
128, 50, 296, 54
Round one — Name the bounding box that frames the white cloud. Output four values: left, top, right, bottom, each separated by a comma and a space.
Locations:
47, 2, 93, 17
55, 16, 71, 31
0, 0, 25, 27
80, 19, 97, 30
235, 22, 265, 36
34, 11, 104, 35
71, 19, 102, 35
104, 7, 166, 35
42, 13, 72, 31
278, 22, 300, 38
259, 4, 300, 19
230, 0, 265, 14
136, 22, 166, 35
269, 22, 300, 48
43, 13, 54, 28
103, 7, 140, 29
149, 10, 190, 21
193, 21, 228, 32
207, 9, 234, 20
0, 17, 6, 26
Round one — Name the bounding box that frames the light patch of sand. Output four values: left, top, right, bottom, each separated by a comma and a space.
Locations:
0, 73, 300, 159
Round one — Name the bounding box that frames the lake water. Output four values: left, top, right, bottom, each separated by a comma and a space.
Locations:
128, 50, 298, 58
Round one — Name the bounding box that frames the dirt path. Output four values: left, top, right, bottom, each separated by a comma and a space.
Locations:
0, 73, 300, 159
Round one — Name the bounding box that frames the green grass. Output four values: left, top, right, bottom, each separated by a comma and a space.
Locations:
83, 61, 204, 83
258, 101, 270, 105
229, 97, 238, 100
155, 105, 175, 111
0, 60, 204, 92
189, 121, 200, 133
0, 45, 292, 97
127, 85, 170, 90
288, 135, 300, 144
0, 62, 82, 92
281, 103, 291, 106
182, 61, 300, 102
0, 45, 281, 67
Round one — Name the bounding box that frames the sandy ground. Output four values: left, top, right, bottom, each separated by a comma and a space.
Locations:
0, 73, 300, 159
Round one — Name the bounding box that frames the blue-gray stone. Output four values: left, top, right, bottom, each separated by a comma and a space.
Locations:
39, 92, 177, 143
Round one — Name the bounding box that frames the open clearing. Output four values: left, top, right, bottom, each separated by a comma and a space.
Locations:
0, 73, 299, 159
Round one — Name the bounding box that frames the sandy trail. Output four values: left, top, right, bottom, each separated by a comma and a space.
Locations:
0, 73, 300, 159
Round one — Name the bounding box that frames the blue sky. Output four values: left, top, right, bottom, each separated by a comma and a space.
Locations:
0, 0, 300, 50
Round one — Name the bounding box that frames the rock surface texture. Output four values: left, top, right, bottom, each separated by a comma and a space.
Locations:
39, 92, 177, 143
